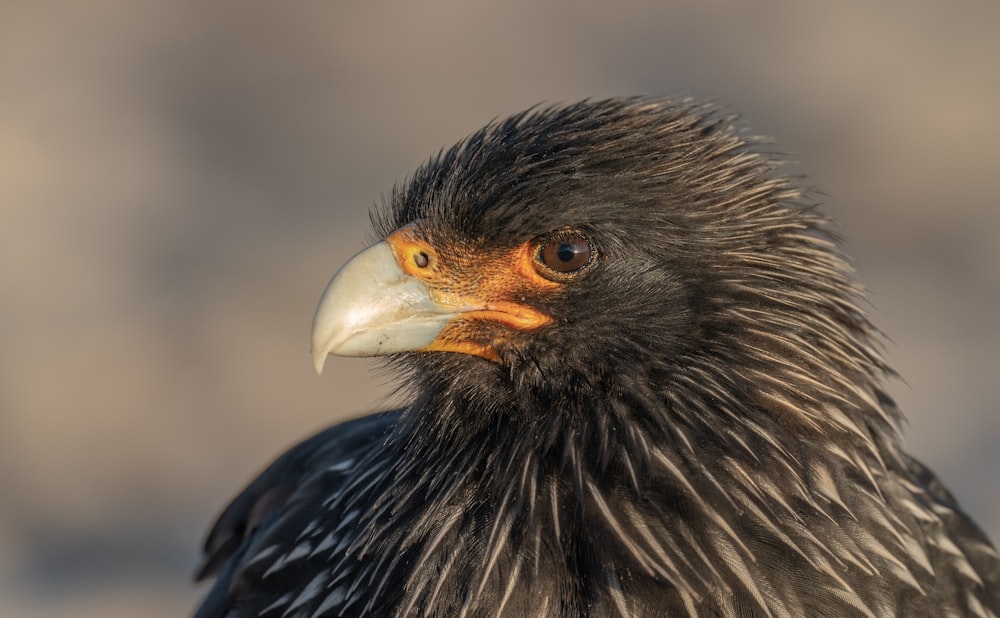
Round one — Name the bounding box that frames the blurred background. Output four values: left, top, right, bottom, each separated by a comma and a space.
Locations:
1, 1, 998, 615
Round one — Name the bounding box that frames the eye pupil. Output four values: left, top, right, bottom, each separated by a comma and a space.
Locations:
539, 232, 592, 274
414, 251, 429, 268
556, 244, 578, 263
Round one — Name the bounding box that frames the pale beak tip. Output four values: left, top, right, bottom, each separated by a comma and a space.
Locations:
312, 346, 329, 375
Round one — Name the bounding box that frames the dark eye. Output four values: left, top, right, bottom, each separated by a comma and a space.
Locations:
538, 232, 593, 274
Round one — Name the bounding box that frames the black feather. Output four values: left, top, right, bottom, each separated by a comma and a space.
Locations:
194, 98, 1000, 617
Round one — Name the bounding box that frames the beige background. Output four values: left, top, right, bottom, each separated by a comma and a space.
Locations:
1, 1, 998, 616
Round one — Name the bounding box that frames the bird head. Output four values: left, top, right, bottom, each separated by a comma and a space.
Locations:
312, 99, 889, 439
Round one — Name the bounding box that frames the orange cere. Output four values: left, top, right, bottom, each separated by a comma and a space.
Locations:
385, 225, 557, 360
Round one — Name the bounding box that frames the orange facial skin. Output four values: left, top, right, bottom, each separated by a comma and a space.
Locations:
385, 224, 557, 361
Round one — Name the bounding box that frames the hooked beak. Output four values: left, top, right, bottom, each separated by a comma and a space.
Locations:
312, 225, 554, 372
310, 242, 459, 374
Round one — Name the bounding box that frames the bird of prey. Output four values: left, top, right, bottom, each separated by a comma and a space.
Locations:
193, 98, 1000, 617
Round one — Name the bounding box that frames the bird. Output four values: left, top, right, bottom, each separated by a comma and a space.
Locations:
192, 98, 1000, 617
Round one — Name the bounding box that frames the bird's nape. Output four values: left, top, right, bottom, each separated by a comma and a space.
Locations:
194, 97, 1000, 618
